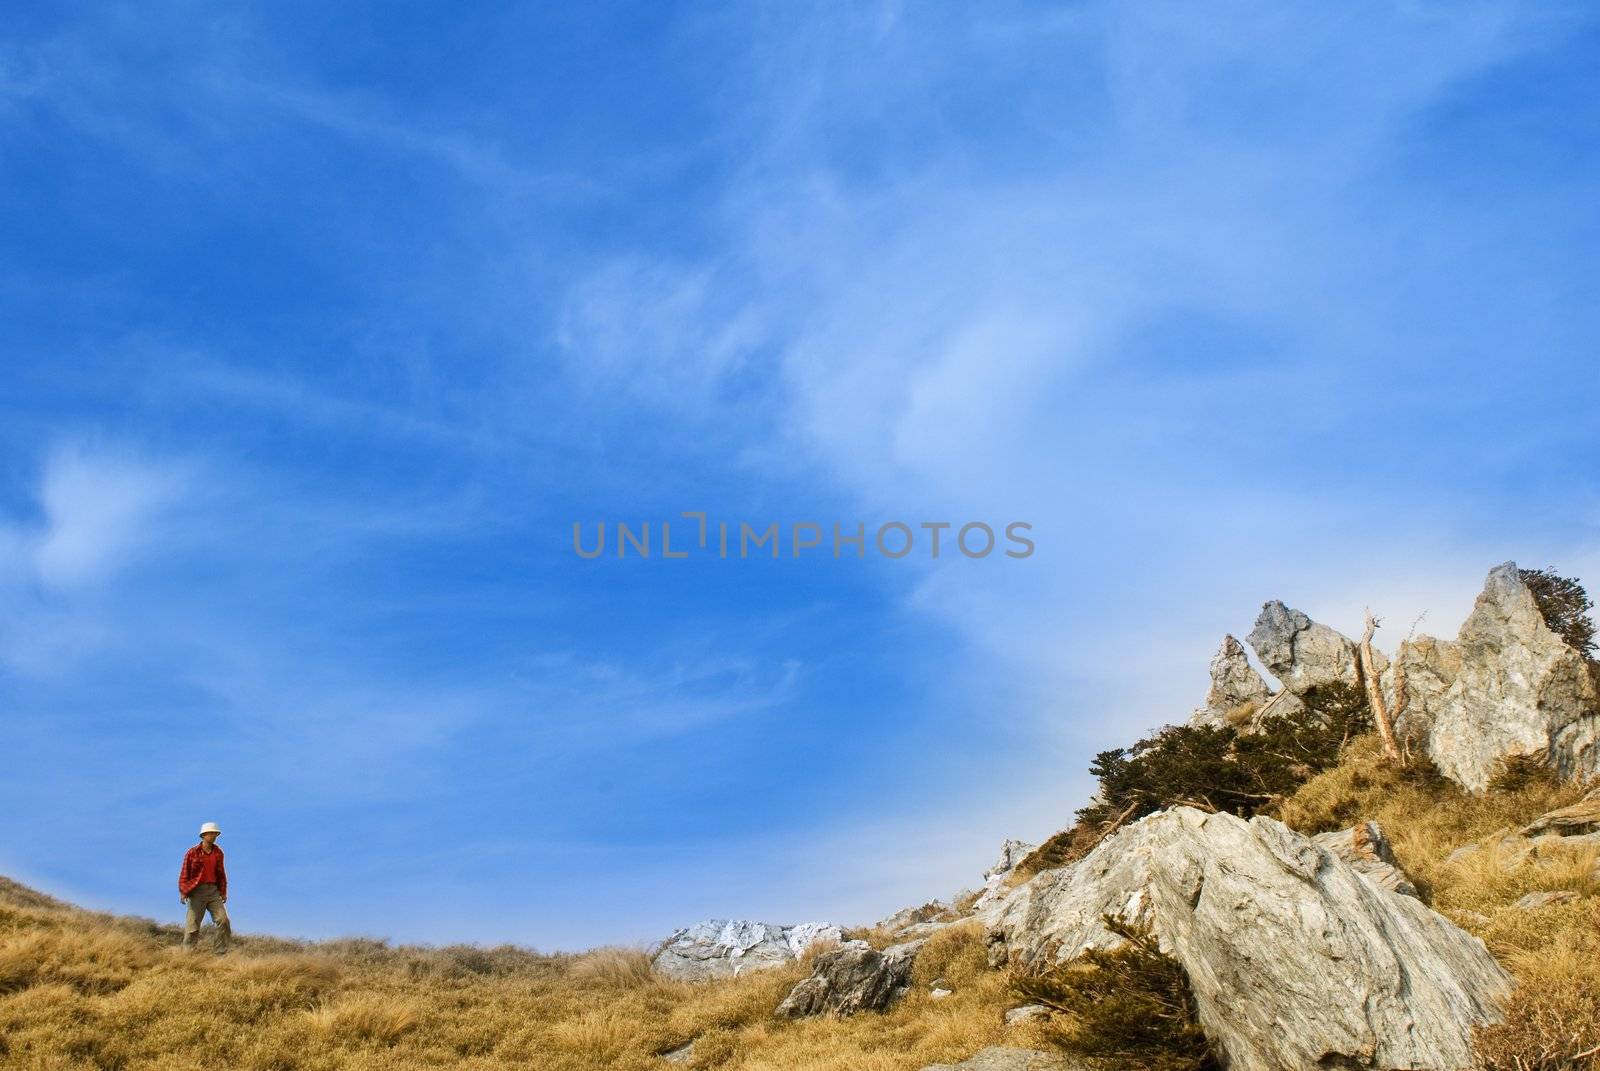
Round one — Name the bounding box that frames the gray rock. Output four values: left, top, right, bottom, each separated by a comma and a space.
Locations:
1190, 634, 1273, 727
774, 938, 924, 1018
898, 920, 956, 938
1386, 562, 1600, 792
1248, 601, 1374, 696
1310, 820, 1419, 898
877, 898, 956, 933
659, 1039, 695, 1063
1003, 1003, 1052, 1026
972, 837, 1039, 917
1522, 787, 1600, 837
987, 807, 1509, 1071
651, 919, 843, 980
1512, 890, 1579, 911
919, 1046, 1080, 1071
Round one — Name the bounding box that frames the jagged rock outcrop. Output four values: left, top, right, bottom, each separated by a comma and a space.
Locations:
918, 1047, 1079, 1071
1385, 562, 1600, 791
971, 838, 1038, 917
651, 919, 843, 980
1310, 820, 1418, 898
774, 938, 923, 1018
1190, 634, 1272, 727
1248, 601, 1377, 696
987, 807, 1509, 1071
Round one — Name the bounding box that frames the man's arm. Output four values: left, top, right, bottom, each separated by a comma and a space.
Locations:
178, 849, 191, 899
217, 854, 227, 901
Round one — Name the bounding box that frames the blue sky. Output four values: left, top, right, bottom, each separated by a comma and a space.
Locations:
2, 2, 1599, 950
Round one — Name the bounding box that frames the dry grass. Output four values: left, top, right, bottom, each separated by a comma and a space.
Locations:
0, 891, 1027, 1071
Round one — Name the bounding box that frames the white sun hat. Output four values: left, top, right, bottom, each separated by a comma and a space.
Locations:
198, 822, 222, 836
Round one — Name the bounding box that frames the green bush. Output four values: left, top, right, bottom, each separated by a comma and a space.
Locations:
1077, 683, 1372, 829
1011, 916, 1216, 1071
1520, 567, 1597, 661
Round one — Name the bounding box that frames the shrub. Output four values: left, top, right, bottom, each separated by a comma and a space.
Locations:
1520, 567, 1598, 661
1011, 916, 1216, 1071
1077, 683, 1372, 829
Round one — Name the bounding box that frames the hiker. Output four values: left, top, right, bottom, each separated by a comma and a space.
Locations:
178, 822, 230, 953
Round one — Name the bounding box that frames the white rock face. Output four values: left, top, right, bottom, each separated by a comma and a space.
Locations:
650, 919, 843, 980
1386, 561, 1600, 791
1190, 634, 1272, 727
987, 807, 1509, 1071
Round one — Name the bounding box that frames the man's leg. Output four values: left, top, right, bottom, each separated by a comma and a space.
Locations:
182, 894, 204, 949
206, 895, 232, 953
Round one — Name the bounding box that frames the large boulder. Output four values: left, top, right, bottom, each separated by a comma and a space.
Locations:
774, 938, 923, 1018
1190, 634, 1273, 727
987, 807, 1509, 1071
651, 919, 843, 980
1385, 562, 1600, 791
1247, 601, 1374, 696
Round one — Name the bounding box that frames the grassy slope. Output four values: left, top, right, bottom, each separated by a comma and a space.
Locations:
0, 885, 1047, 1070
2, 738, 1595, 1071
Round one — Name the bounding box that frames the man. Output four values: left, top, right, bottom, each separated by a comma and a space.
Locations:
178, 821, 230, 953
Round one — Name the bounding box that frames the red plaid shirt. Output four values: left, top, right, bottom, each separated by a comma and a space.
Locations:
178, 843, 227, 898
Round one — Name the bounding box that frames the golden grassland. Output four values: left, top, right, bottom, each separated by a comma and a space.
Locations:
1, 735, 1596, 1071
0, 888, 1047, 1071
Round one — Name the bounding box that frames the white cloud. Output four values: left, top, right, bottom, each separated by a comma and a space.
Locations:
31, 443, 188, 588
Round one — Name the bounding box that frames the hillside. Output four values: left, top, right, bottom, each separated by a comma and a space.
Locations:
3, 562, 1598, 1071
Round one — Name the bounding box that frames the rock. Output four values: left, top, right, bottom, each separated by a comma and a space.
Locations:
987, 807, 1509, 1071
1310, 821, 1419, 898
1522, 787, 1600, 837
929, 983, 953, 999
774, 938, 924, 1018
1513, 890, 1579, 911
1190, 634, 1273, 727
1003, 1003, 1052, 1026
898, 921, 955, 938
878, 899, 956, 933
918, 1046, 1080, 1071
1445, 843, 1482, 866
651, 919, 843, 980
659, 1040, 695, 1063
1386, 562, 1600, 792
972, 837, 1039, 917
1248, 601, 1375, 696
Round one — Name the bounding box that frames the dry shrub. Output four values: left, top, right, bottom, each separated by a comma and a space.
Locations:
1010, 917, 1215, 1071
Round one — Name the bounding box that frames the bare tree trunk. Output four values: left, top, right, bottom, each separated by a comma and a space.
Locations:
1360, 609, 1402, 761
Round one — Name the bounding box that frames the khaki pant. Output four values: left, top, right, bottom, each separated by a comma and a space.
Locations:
182, 883, 231, 953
